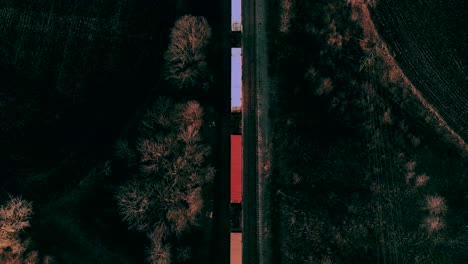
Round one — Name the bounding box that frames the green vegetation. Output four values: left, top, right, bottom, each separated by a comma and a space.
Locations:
267, 0, 468, 263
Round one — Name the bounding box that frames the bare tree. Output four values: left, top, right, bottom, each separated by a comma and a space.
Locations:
147, 226, 171, 264
0, 196, 33, 258
116, 98, 215, 263
0, 196, 54, 264
115, 180, 160, 232
163, 15, 213, 90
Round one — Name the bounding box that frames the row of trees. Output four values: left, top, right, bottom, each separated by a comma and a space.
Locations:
114, 15, 215, 264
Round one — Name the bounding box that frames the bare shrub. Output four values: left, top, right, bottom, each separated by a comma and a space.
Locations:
425, 195, 447, 216
385, 64, 403, 84
325, 19, 344, 49
410, 135, 421, 147
291, 172, 302, 185
406, 171, 415, 184
42, 256, 55, 264
415, 174, 430, 187
164, 15, 212, 90
348, 0, 379, 54
327, 32, 343, 48
406, 160, 417, 172
305, 65, 318, 82
423, 216, 445, 234
280, 0, 294, 33
315, 78, 334, 96
24, 251, 38, 264
383, 108, 393, 125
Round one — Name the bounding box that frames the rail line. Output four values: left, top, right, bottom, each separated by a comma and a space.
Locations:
242, 0, 259, 262
242, 0, 270, 261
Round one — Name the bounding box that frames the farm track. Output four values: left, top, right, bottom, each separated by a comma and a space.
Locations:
370, 0, 468, 143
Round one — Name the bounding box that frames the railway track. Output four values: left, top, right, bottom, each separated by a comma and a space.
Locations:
242, 0, 259, 261
242, 0, 270, 262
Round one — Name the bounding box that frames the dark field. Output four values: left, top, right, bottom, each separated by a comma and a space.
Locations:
265, 0, 468, 263
0, 0, 228, 263
370, 0, 468, 142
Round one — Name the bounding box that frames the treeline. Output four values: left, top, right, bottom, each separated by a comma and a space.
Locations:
113, 15, 217, 263
268, 0, 468, 263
